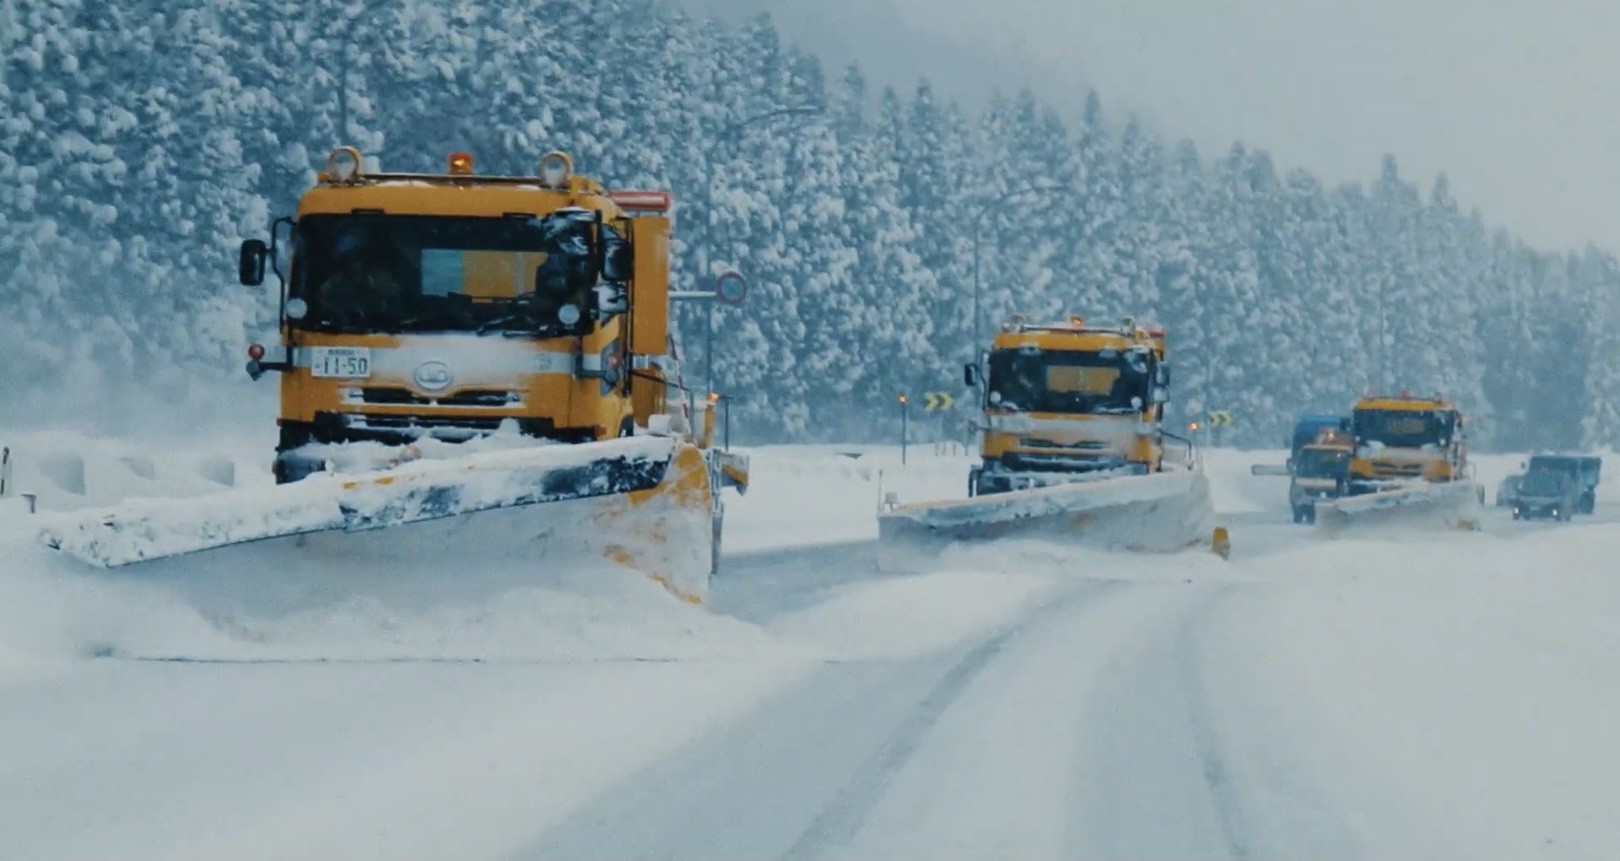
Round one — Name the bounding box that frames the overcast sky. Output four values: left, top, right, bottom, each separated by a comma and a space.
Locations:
685, 0, 1620, 254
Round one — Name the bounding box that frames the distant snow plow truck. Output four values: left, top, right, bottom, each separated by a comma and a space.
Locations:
876, 315, 1214, 571
1313, 391, 1480, 533
38, 147, 746, 604
1288, 424, 1353, 524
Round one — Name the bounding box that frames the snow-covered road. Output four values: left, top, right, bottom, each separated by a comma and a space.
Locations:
3, 440, 1620, 860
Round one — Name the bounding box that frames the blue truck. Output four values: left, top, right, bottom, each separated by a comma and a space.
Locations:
1251, 414, 1353, 522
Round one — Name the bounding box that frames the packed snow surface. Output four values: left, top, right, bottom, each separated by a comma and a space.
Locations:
2, 434, 1618, 859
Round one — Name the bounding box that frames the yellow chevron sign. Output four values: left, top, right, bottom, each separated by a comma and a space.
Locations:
924, 392, 955, 411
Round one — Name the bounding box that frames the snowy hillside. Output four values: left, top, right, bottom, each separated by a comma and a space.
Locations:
4, 1, 1620, 446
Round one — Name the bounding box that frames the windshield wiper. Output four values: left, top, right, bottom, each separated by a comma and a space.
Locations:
475, 314, 523, 335
473, 295, 548, 336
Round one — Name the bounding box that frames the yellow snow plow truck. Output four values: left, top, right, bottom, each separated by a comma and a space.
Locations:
38, 147, 746, 604
877, 315, 1213, 571
1314, 391, 1480, 532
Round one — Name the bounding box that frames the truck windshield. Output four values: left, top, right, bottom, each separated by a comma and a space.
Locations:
1527, 456, 1579, 479
1295, 447, 1349, 478
1353, 409, 1454, 449
1521, 470, 1567, 495
986, 347, 1152, 415
289, 212, 618, 336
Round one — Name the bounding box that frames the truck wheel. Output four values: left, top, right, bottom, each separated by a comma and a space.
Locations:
272, 455, 322, 485
1305, 505, 1317, 525
1582, 492, 1595, 514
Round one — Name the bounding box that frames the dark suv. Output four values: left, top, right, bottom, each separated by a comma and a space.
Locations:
1525, 454, 1601, 514
1512, 469, 1579, 522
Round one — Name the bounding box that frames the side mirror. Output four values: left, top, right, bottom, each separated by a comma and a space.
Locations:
600, 225, 633, 282
239, 239, 268, 286
964, 364, 981, 387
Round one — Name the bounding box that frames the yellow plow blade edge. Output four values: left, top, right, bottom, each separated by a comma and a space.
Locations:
876, 470, 1215, 574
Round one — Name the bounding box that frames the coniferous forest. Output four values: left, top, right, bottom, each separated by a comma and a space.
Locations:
3, 0, 1617, 449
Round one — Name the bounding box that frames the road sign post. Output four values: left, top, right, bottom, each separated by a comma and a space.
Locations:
708, 391, 732, 450
898, 394, 909, 465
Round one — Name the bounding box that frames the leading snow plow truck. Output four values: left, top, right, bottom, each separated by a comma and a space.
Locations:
1313, 391, 1480, 533
877, 314, 1214, 571
38, 146, 746, 604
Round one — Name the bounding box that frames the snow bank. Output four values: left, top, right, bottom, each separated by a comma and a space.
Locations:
36, 436, 677, 567
1203, 447, 1290, 513
723, 445, 972, 552
0, 528, 783, 675
0, 428, 264, 512
0, 436, 759, 672
876, 471, 1216, 574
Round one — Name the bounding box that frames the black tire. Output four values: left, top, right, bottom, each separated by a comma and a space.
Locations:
973, 473, 1002, 497
1305, 505, 1317, 525
272, 455, 322, 485
1582, 492, 1595, 515
617, 416, 636, 438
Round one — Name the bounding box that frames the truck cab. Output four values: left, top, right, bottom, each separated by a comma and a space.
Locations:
237, 147, 682, 483
963, 315, 1181, 496
1288, 427, 1353, 523
1346, 392, 1468, 495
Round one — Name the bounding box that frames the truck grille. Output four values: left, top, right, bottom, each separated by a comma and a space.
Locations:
1004, 452, 1128, 473
344, 414, 508, 439
1019, 438, 1110, 450
358, 387, 520, 408
1369, 461, 1425, 477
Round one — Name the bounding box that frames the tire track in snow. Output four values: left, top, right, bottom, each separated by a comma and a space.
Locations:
1178, 585, 1257, 861
778, 581, 1125, 861
1180, 583, 1367, 860
1072, 580, 1358, 861
1060, 583, 1247, 860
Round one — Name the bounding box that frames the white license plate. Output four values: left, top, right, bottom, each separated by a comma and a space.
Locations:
309, 347, 372, 379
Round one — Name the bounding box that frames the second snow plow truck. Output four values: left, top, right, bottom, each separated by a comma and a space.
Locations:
1288, 423, 1353, 524
877, 314, 1214, 571
1313, 391, 1480, 533
38, 146, 746, 604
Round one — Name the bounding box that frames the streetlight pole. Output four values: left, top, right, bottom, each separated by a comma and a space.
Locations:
967, 182, 1074, 358
700, 104, 821, 395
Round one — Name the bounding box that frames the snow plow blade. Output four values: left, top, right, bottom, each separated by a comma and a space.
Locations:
876, 471, 1215, 573
1314, 480, 1482, 534
37, 436, 678, 569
